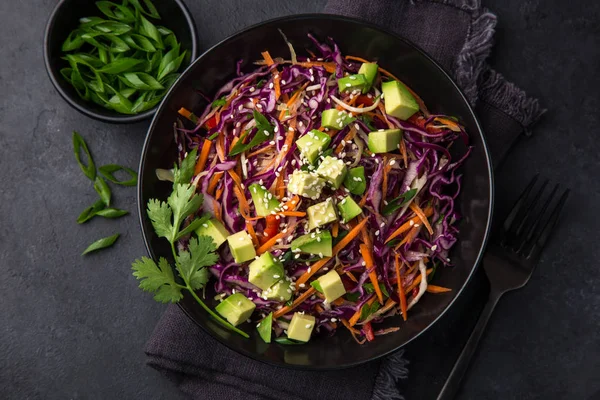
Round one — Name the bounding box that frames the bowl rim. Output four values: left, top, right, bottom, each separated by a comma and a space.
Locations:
138, 12, 495, 370
43, 0, 199, 124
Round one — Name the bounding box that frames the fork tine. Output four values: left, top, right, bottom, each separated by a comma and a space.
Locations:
525, 188, 570, 260
503, 174, 539, 232
514, 179, 549, 238
517, 184, 558, 252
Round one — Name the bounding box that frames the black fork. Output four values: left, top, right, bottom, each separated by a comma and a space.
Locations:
437, 175, 570, 400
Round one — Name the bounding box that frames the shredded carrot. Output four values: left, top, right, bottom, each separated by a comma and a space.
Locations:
394, 225, 420, 250
405, 268, 433, 293
278, 211, 306, 218
409, 202, 434, 235
331, 222, 339, 238
233, 185, 253, 220
212, 198, 223, 224
278, 83, 309, 121
194, 139, 213, 175
377, 102, 395, 129
273, 287, 316, 319
282, 195, 300, 212
434, 117, 461, 131
349, 295, 376, 326
341, 318, 362, 335
358, 191, 369, 207
400, 138, 408, 168
215, 134, 225, 162
228, 169, 243, 191
384, 206, 433, 243
256, 222, 296, 255
215, 185, 224, 201
394, 255, 408, 321
246, 222, 259, 247
274, 126, 296, 166
334, 125, 357, 154
247, 144, 275, 158
261, 51, 275, 66
298, 61, 336, 73
345, 270, 358, 283
207, 171, 224, 195
178, 107, 198, 124
427, 285, 452, 293
360, 244, 383, 304
296, 218, 369, 287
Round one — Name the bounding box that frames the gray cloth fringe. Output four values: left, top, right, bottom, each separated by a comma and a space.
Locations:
371, 350, 410, 400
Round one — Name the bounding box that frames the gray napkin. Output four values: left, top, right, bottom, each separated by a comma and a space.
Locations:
145, 1, 544, 399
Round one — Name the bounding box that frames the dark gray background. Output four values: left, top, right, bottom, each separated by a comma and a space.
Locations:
1, 0, 598, 399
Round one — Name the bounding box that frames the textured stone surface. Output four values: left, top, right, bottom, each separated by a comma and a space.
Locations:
0, 0, 597, 399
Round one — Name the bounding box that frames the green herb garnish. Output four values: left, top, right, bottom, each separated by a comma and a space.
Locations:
99, 164, 138, 186
73, 131, 96, 181
60, 0, 186, 115
274, 337, 304, 345
82, 233, 120, 255
381, 188, 418, 216
211, 96, 227, 108
310, 280, 324, 293
228, 110, 274, 156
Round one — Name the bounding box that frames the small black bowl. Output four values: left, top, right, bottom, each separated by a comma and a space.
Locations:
43, 0, 198, 124
139, 14, 494, 369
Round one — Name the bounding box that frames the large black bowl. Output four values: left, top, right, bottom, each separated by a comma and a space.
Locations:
138, 14, 494, 369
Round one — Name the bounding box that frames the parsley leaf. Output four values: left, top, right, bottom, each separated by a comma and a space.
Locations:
173, 148, 197, 186
176, 236, 217, 290
132, 256, 183, 303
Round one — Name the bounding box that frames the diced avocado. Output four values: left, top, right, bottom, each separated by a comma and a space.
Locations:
227, 231, 256, 263
381, 80, 419, 120
337, 196, 362, 223
343, 166, 366, 195
338, 74, 367, 93
287, 170, 327, 200
195, 218, 230, 248
256, 312, 273, 343
287, 312, 316, 342
248, 252, 284, 290
215, 293, 256, 326
317, 270, 346, 302
296, 130, 331, 163
263, 280, 292, 301
249, 183, 281, 217
321, 108, 355, 130
368, 129, 402, 153
307, 199, 338, 230
315, 156, 347, 189
290, 230, 332, 257
358, 63, 378, 93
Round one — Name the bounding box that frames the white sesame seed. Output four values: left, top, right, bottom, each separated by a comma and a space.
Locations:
431, 245, 438, 251
305, 324, 312, 329
390, 159, 396, 166
345, 83, 351, 87
361, 261, 366, 266
249, 87, 255, 92
295, 254, 300, 259
269, 82, 274, 89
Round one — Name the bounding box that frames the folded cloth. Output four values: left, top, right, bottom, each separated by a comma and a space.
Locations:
145, 1, 544, 399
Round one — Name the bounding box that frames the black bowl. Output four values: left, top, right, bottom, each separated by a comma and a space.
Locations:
44, 0, 198, 124
138, 14, 494, 369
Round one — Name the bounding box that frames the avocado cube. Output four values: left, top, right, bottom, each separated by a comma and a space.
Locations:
338, 74, 367, 93
381, 80, 419, 120
249, 183, 281, 217
296, 130, 331, 163
317, 270, 346, 302
368, 129, 402, 153
227, 231, 256, 263
307, 199, 338, 230
337, 196, 362, 223
215, 293, 256, 326
263, 280, 292, 302
321, 108, 354, 130
343, 166, 366, 195
287, 312, 316, 342
287, 170, 327, 200
248, 252, 285, 290
290, 230, 332, 257
195, 218, 230, 248
358, 63, 378, 93
316, 156, 347, 189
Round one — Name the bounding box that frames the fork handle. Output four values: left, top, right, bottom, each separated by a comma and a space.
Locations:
436, 292, 502, 400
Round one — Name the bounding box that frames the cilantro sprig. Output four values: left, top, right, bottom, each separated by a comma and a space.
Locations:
131, 151, 249, 338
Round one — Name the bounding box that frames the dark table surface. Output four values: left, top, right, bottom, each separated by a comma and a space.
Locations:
1, 1, 598, 399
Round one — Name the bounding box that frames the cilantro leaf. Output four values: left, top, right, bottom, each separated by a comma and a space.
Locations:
173, 148, 197, 186
168, 184, 203, 237
176, 236, 217, 290
147, 199, 174, 240
132, 256, 183, 303
175, 214, 211, 240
